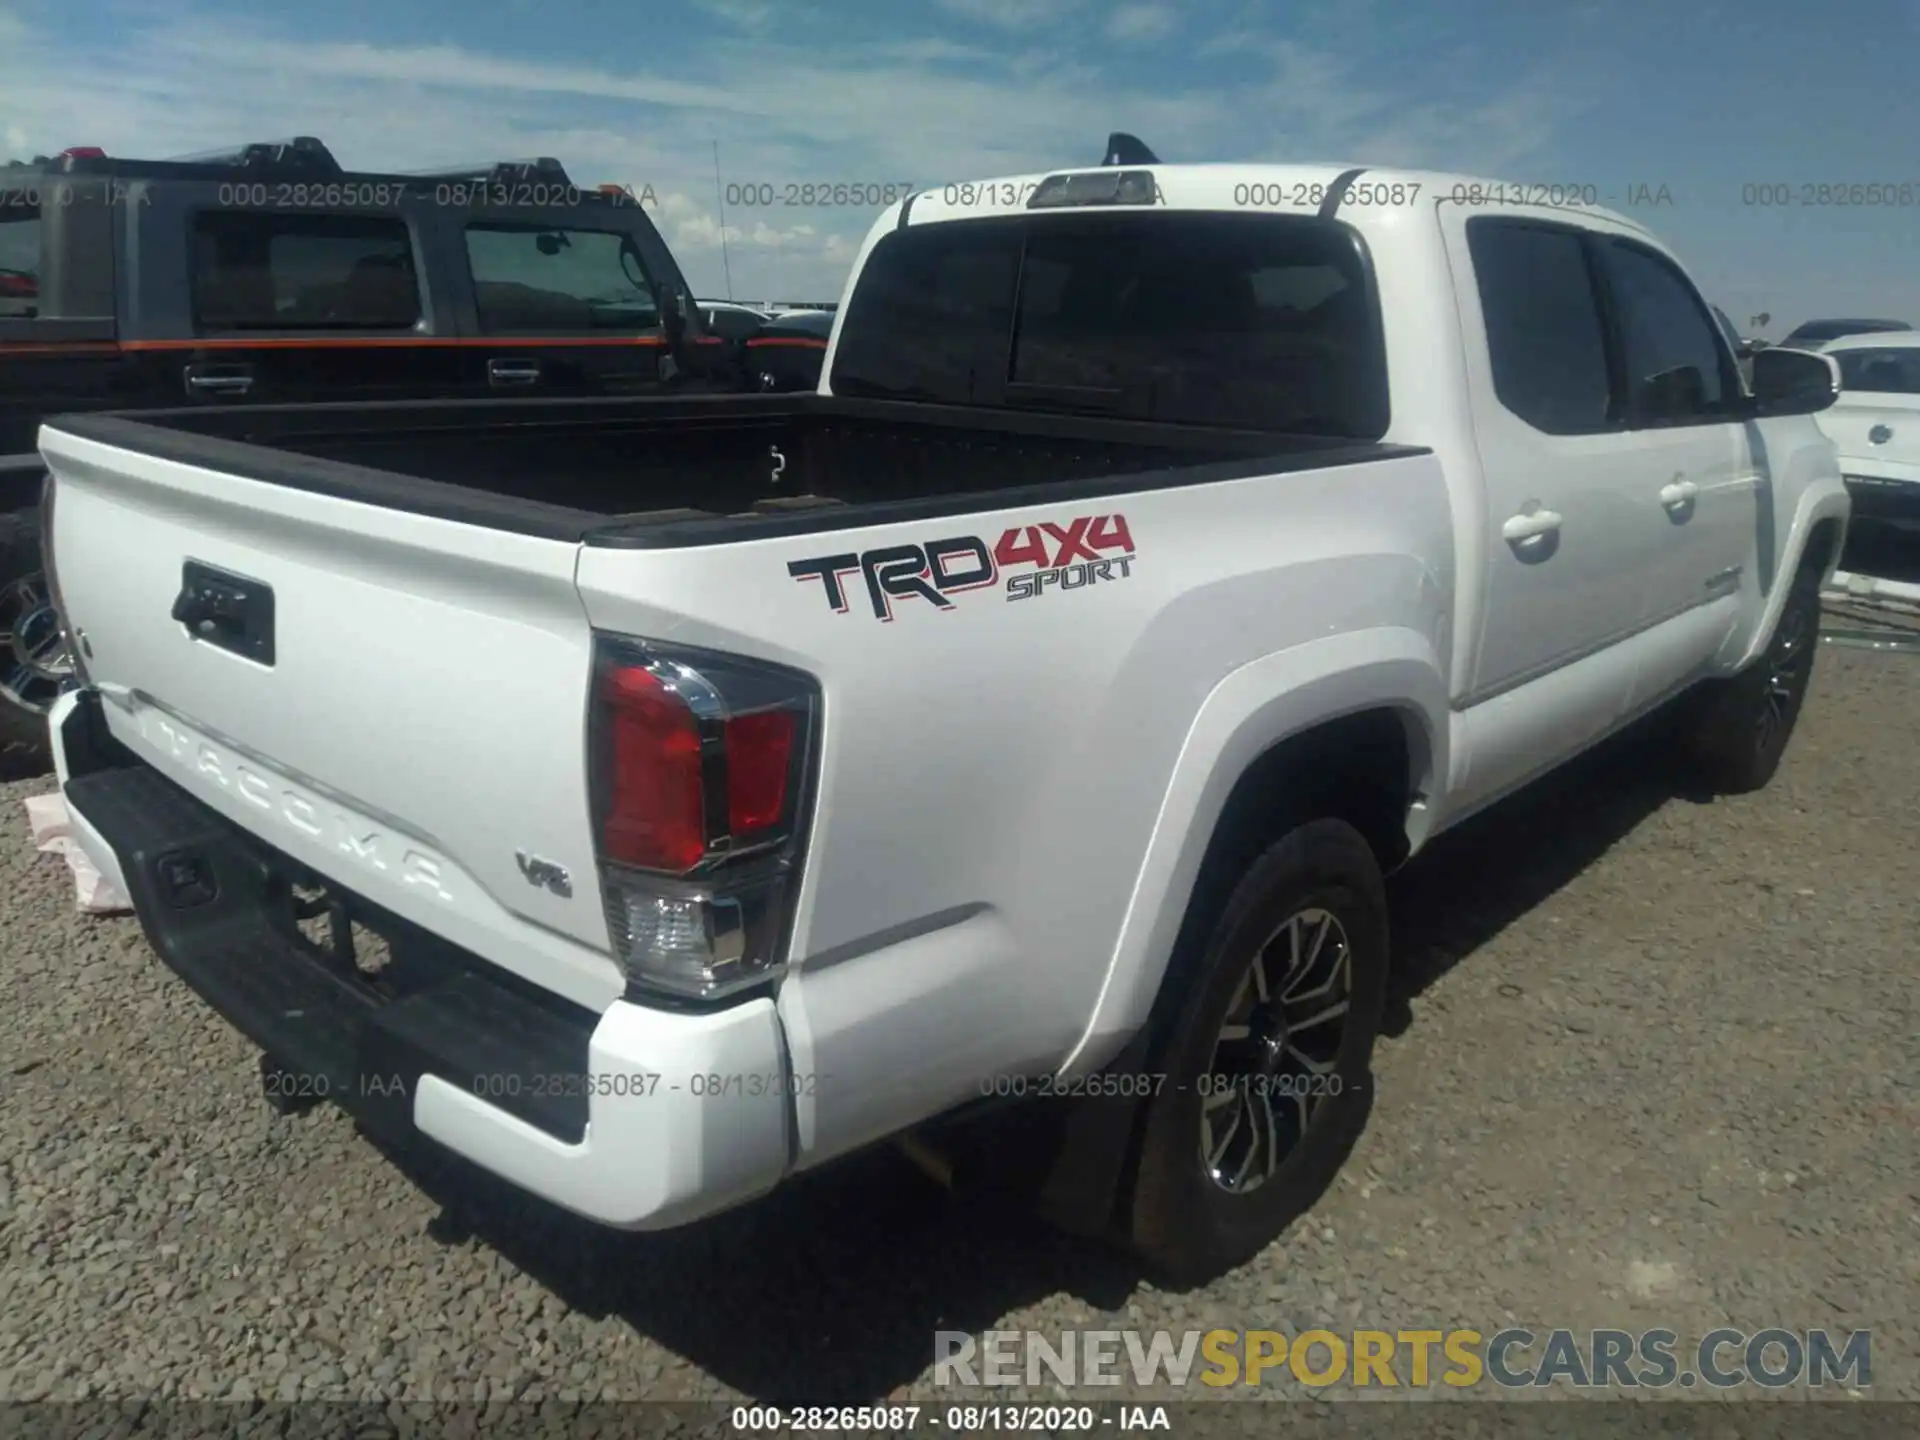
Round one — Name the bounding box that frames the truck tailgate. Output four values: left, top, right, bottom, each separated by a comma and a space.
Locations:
40, 425, 624, 1012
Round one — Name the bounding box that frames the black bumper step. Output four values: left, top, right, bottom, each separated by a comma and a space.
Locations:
64, 758, 597, 1144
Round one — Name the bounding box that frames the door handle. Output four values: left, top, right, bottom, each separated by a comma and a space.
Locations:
1659, 479, 1699, 509
1502, 509, 1563, 543
183, 364, 254, 397
487, 358, 542, 387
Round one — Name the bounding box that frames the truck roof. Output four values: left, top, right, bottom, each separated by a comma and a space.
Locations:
901, 161, 1658, 240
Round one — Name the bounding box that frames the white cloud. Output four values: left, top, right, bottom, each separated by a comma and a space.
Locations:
1106, 4, 1176, 43
934, 0, 1080, 31
692, 0, 782, 31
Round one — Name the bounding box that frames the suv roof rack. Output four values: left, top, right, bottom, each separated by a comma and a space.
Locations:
161, 137, 344, 176
399, 156, 578, 189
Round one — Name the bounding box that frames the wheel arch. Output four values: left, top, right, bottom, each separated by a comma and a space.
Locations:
1028, 638, 1440, 1244
1728, 485, 1850, 674
1060, 627, 1447, 1082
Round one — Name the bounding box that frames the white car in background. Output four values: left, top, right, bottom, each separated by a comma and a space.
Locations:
1816, 333, 1920, 537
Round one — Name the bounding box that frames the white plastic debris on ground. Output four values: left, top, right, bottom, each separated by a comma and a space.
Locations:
24, 790, 132, 914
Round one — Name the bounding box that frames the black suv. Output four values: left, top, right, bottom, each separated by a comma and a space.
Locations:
1, 136, 749, 751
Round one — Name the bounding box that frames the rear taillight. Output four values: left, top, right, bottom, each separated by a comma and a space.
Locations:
589, 636, 819, 1002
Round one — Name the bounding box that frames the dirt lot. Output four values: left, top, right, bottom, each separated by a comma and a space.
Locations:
1, 644, 1915, 1410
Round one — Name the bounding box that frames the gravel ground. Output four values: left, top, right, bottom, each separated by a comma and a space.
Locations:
1, 644, 1915, 1412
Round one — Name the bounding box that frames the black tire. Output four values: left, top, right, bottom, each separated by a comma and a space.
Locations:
1124, 818, 1388, 1284
1681, 562, 1822, 796
0, 507, 54, 762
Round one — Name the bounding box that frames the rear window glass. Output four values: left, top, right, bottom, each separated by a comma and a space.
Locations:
830, 212, 1387, 437
1787, 321, 1910, 346
1835, 347, 1920, 395
0, 203, 39, 318
192, 212, 420, 331
828, 217, 1023, 405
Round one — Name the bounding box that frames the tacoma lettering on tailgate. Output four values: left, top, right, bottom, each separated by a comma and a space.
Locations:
788, 512, 1135, 620
139, 708, 456, 902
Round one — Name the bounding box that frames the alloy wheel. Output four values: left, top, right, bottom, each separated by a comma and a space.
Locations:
0, 571, 75, 717
1199, 906, 1353, 1194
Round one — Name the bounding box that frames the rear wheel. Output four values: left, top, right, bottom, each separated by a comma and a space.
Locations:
0, 508, 66, 761
1682, 563, 1822, 795
1124, 818, 1387, 1283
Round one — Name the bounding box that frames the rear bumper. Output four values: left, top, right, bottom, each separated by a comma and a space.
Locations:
49, 689, 792, 1230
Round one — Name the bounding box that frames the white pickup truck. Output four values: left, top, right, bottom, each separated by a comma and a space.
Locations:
35, 156, 1850, 1281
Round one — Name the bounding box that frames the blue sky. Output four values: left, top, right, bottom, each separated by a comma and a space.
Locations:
2, 0, 1916, 332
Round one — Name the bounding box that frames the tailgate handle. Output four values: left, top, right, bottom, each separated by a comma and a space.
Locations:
171, 561, 276, 666
488, 358, 542, 387
184, 363, 255, 397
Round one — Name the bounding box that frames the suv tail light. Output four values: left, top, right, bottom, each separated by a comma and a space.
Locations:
588, 635, 819, 1002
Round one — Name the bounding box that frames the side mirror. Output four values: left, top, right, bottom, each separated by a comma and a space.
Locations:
1748, 346, 1840, 417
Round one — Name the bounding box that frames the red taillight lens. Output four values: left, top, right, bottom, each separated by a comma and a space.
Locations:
58, 147, 105, 159
590, 637, 818, 1002
600, 665, 706, 874
724, 710, 795, 836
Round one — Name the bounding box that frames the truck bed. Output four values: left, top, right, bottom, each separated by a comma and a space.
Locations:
42, 393, 1414, 546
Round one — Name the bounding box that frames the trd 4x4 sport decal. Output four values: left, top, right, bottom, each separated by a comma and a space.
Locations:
788, 513, 1135, 621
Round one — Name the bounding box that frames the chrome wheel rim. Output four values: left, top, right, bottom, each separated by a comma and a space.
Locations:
1756, 595, 1811, 756
0, 572, 75, 717
1199, 907, 1352, 1195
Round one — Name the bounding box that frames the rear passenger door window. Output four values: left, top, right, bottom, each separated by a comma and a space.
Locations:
192, 212, 422, 331
1465, 219, 1615, 434
175, 209, 463, 404
1596, 239, 1739, 425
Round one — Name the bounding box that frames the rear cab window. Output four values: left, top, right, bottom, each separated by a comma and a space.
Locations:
464, 224, 660, 333
0, 190, 40, 319
191, 212, 422, 331
1835, 348, 1920, 396
829, 211, 1389, 438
